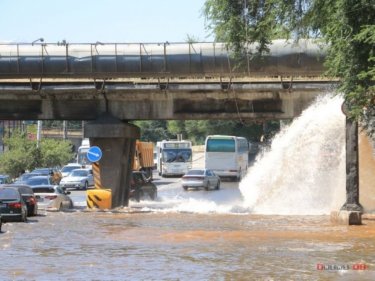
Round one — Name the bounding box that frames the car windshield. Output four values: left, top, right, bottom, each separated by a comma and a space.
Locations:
0, 188, 20, 200
71, 170, 88, 177
61, 166, 81, 173
32, 187, 55, 193
186, 170, 205, 176
162, 149, 192, 163
132, 173, 145, 182
32, 168, 51, 174
26, 177, 50, 186
0, 177, 9, 184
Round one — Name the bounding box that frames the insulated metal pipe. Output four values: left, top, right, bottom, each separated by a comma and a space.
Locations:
0, 40, 326, 79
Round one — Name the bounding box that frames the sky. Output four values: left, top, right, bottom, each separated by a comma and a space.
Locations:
0, 0, 214, 44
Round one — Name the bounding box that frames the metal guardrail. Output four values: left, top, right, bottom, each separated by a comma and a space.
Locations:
0, 40, 326, 79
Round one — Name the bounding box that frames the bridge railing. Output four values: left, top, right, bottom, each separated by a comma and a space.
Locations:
0, 40, 326, 79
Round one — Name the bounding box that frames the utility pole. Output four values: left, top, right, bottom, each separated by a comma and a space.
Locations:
63, 120, 68, 140
37, 120, 42, 148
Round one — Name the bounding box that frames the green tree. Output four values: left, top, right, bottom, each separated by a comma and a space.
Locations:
132, 120, 173, 142
133, 119, 277, 145
204, 0, 374, 128
167, 120, 186, 138
39, 138, 74, 167
0, 131, 74, 178
0, 131, 40, 177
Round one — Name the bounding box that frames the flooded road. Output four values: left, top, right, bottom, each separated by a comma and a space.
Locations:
1, 178, 375, 281
1, 94, 375, 280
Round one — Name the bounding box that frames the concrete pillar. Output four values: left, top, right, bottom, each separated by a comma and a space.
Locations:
84, 114, 140, 208
333, 117, 363, 225
341, 118, 363, 212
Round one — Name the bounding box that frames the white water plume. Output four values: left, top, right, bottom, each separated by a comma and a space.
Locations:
240, 94, 346, 215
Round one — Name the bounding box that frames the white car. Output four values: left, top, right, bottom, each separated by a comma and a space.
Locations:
32, 185, 73, 211
60, 163, 83, 178
59, 169, 94, 190
181, 169, 221, 191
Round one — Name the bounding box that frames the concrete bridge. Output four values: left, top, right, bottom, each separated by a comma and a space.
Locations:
2, 39, 352, 211
0, 39, 330, 121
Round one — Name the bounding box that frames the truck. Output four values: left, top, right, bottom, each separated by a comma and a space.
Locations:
77, 138, 155, 179
133, 140, 155, 180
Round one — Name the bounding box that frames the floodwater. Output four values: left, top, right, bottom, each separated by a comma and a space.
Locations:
1, 210, 375, 280
1, 94, 375, 280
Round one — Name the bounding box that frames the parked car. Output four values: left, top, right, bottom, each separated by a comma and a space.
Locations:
130, 171, 157, 202
0, 186, 28, 222
14, 172, 41, 184
25, 175, 54, 187
3, 184, 38, 216
31, 168, 62, 184
0, 175, 12, 184
32, 185, 73, 211
181, 169, 221, 191
60, 163, 83, 178
59, 169, 94, 190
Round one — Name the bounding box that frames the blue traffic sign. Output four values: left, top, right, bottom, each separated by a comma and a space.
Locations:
87, 146, 102, 162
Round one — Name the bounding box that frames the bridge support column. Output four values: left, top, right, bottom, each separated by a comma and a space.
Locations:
332, 117, 363, 225
84, 114, 140, 208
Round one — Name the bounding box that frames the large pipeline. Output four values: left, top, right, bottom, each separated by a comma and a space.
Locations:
0, 40, 326, 79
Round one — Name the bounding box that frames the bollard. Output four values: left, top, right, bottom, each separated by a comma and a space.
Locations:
92, 162, 103, 189
86, 161, 112, 209
86, 189, 112, 209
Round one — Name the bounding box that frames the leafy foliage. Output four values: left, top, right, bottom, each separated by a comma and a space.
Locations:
0, 131, 74, 178
203, 0, 375, 130
133, 120, 277, 145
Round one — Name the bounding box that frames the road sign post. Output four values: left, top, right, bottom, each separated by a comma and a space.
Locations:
87, 146, 103, 190
87, 146, 102, 162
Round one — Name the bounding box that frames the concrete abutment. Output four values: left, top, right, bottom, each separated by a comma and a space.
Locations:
84, 114, 140, 208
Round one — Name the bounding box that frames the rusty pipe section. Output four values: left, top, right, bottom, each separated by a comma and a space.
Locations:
0, 40, 326, 79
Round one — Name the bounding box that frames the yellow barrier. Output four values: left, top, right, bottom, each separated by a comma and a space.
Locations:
86, 189, 112, 209
92, 162, 103, 189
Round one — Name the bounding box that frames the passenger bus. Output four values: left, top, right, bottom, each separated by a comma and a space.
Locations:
156, 140, 192, 177
204, 135, 249, 181
77, 138, 92, 167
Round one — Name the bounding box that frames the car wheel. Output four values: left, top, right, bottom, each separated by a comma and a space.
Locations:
134, 190, 141, 202
215, 181, 220, 190
183, 186, 188, 191
150, 189, 157, 200
59, 203, 63, 211
205, 182, 210, 191
83, 181, 88, 190
22, 211, 27, 222
237, 169, 242, 182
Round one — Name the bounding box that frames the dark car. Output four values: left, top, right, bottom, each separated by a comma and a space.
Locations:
129, 171, 157, 202
3, 184, 38, 216
14, 172, 40, 184
31, 168, 62, 184
0, 186, 28, 222
25, 175, 54, 187
0, 175, 12, 184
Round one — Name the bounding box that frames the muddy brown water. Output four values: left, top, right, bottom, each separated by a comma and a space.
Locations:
1, 208, 375, 280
